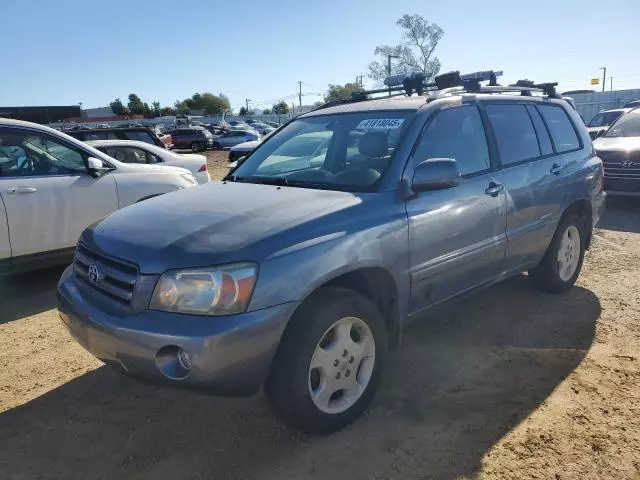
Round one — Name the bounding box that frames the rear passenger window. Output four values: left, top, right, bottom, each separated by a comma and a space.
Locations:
414, 106, 490, 176
526, 105, 553, 156
485, 104, 540, 166
537, 105, 580, 153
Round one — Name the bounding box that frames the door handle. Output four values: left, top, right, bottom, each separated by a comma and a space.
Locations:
485, 182, 504, 197
550, 163, 563, 175
6, 186, 38, 194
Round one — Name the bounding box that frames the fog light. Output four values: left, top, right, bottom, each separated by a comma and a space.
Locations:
177, 348, 192, 370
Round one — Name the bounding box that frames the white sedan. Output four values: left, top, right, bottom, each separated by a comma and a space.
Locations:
87, 139, 211, 184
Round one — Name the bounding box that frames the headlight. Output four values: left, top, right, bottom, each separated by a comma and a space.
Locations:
150, 263, 258, 315
181, 173, 197, 185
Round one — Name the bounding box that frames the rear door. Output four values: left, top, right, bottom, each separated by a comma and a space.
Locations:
0, 127, 118, 259
406, 105, 507, 314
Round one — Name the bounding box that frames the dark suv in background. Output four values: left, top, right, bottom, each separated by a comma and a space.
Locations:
170, 127, 214, 151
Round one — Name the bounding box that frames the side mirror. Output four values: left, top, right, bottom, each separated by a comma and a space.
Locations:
87, 157, 110, 177
411, 158, 461, 192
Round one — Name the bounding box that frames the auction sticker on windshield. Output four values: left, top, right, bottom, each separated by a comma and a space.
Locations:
357, 118, 405, 130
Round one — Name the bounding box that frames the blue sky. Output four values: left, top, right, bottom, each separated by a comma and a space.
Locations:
2, 0, 639, 111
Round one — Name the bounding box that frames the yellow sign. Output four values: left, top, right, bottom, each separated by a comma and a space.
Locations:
591, 78, 600, 85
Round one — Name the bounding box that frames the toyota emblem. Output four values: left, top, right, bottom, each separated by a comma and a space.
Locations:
87, 264, 102, 284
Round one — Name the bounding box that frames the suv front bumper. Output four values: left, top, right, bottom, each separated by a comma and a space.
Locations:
57, 266, 293, 396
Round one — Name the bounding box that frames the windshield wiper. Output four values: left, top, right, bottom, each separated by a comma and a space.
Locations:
227, 175, 290, 186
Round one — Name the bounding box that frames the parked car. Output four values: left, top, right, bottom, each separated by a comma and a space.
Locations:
593, 107, 640, 196
58, 78, 605, 434
250, 122, 276, 136
0, 119, 197, 273
66, 126, 170, 149
212, 130, 260, 149
228, 139, 261, 164
586, 108, 631, 140
170, 127, 214, 151
87, 139, 210, 184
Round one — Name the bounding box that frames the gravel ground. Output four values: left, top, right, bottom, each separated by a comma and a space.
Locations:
1, 169, 639, 479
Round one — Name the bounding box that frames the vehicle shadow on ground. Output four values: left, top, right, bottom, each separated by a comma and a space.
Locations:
598, 197, 640, 234
0, 265, 66, 325
0, 275, 600, 480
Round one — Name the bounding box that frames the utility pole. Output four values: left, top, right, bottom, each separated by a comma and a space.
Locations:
298, 81, 302, 110
610, 77, 613, 92
245, 98, 251, 116
599, 67, 606, 93
387, 54, 399, 96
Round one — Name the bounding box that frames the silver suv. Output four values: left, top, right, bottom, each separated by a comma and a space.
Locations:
58, 71, 606, 433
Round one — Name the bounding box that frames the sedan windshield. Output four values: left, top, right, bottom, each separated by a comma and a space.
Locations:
589, 110, 624, 127
229, 111, 414, 192
604, 110, 640, 138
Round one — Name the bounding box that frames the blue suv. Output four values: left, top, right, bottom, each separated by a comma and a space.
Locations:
58, 71, 606, 433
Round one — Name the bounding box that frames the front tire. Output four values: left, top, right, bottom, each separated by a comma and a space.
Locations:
529, 213, 586, 293
266, 287, 387, 434
191, 142, 202, 152
213, 142, 222, 150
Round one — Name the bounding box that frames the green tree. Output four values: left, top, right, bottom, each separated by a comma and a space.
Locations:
324, 83, 365, 103
151, 101, 161, 117
174, 100, 189, 114
127, 93, 145, 115
368, 14, 444, 85
262, 108, 272, 115
109, 98, 127, 115
238, 106, 248, 116
178, 92, 231, 115
312, 101, 324, 108
160, 106, 176, 116
143, 102, 152, 118
272, 101, 289, 114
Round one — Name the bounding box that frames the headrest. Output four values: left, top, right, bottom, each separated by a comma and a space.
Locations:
358, 132, 388, 158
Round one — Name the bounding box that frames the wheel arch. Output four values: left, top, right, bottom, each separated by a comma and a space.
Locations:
560, 198, 593, 248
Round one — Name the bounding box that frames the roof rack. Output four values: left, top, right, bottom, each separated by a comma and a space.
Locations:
348, 70, 562, 101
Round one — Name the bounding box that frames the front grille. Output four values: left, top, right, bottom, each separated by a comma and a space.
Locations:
74, 244, 139, 306
598, 150, 640, 179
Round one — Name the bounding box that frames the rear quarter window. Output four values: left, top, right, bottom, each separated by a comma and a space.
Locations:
537, 105, 580, 153
485, 104, 541, 166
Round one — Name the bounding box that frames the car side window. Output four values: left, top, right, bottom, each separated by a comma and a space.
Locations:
485, 104, 541, 166
536, 105, 580, 153
125, 131, 155, 145
526, 105, 554, 156
413, 105, 490, 176
0, 129, 87, 177
106, 146, 148, 164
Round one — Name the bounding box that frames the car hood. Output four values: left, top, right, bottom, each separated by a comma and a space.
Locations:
593, 136, 640, 151
81, 181, 362, 273
230, 140, 260, 151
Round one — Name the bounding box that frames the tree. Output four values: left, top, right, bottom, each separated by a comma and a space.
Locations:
127, 93, 145, 115
177, 92, 231, 115
312, 101, 324, 108
109, 98, 127, 115
174, 100, 189, 114
238, 106, 248, 116
368, 14, 444, 85
262, 108, 272, 115
151, 101, 161, 118
324, 83, 365, 103
272, 101, 289, 114
160, 106, 176, 116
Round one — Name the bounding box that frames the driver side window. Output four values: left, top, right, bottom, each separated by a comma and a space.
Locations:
0, 129, 87, 177
413, 106, 491, 176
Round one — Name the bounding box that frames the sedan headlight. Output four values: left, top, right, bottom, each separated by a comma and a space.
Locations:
150, 263, 258, 315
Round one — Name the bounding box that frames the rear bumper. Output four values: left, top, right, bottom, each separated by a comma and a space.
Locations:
57, 266, 294, 396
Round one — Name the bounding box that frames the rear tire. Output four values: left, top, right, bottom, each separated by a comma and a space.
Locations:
266, 287, 387, 434
191, 142, 201, 152
529, 213, 586, 293
213, 142, 222, 150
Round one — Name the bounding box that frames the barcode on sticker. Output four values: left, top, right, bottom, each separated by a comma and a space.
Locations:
356, 118, 404, 130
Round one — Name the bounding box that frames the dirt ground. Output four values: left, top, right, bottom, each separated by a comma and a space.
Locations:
1, 163, 639, 479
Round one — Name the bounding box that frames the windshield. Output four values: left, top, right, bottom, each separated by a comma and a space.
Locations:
603, 110, 640, 138
229, 111, 413, 192
589, 111, 624, 127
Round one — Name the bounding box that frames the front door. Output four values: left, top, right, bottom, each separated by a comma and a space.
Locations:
0, 127, 118, 259
406, 105, 507, 315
